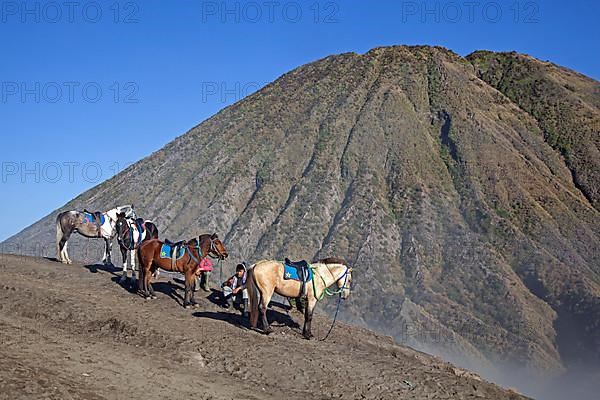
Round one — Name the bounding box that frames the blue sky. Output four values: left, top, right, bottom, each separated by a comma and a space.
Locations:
0, 0, 598, 241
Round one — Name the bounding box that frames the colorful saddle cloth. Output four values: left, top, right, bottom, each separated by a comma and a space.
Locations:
160, 243, 186, 260
83, 211, 105, 226
284, 260, 313, 282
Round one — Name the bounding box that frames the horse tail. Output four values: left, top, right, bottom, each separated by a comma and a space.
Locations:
247, 267, 260, 329
55, 213, 64, 260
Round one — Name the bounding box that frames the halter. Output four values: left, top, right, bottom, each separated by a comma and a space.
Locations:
310, 264, 352, 301
184, 235, 224, 269
116, 219, 133, 250
206, 236, 226, 259
116, 218, 142, 251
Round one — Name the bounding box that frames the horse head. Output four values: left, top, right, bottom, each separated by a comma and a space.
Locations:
104, 205, 135, 223
115, 212, 129, 239
340, 266, 352, 299
194, 233, 228, 260
321, 257, 352, 299
116, 204, 136, 219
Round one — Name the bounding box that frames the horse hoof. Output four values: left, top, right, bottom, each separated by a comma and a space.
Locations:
264, 328, 273, 335
150, 295, 157, 300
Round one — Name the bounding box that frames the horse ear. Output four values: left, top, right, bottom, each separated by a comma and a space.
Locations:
211, 233, 218, 239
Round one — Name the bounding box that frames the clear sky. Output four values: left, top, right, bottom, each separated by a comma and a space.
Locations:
0, 0, 598, 241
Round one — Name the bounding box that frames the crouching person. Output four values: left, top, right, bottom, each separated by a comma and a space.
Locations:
222, 262, 249, 317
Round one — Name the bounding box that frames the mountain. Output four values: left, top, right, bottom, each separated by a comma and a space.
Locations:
3, 45, 599, 396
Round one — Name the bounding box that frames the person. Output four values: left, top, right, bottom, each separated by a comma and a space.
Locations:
222, 262, 248, 317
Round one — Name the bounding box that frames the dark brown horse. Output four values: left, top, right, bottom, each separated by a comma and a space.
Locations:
137, 234, 228, 308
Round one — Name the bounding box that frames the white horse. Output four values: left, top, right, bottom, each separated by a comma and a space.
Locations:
55, 205, 136, 264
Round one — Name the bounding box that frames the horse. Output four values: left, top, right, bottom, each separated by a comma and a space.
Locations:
247, 257, 352, 339
114, 212, 159, 286
55, 205, 135, 265
137, 234, 228, 308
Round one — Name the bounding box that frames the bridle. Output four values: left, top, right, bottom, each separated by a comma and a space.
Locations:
184, 235, 226, 267
311, 264, 352, 300
206, 236, 226, 260
116, 218, 141, 251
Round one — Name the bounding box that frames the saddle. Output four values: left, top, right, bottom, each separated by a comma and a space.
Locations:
164, 238, 185, 248
83, 209, 105, 236
284, 258, 312, 297
132, 218, 146, 246
161, 240, 187, 271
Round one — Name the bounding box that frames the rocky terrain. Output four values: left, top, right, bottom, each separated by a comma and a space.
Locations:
2, 45, 599, 398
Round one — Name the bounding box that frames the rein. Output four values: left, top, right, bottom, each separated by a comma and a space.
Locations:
184, 236, 224, 275
309, 264, 351, 341
117, 220, 142, 251
310, 265, 351, 301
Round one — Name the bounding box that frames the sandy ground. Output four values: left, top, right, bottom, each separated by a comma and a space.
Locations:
0, 254, 527, 400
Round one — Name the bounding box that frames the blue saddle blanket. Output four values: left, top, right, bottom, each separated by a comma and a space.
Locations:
284, 263, 313, 282
160, 243, 185, 260
83, 212, 105, 225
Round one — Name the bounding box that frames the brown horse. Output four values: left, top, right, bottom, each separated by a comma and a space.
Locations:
137, 234, 228, 308
247, 258, 352, 339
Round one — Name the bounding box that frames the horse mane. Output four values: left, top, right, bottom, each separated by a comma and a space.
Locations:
318, 257, 347, 266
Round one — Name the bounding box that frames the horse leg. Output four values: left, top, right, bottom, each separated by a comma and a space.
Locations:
260, 290, 274, 334
147, 268, 156, 299
119, 247, 128, 284
138, 264, 147, 297
144, 270, 154, 299
302, 297, 317, 340
183, 271, 193, 308
56, 220, 65, 263
57, 228, 72, 264
189, 273, 198, 307
139, 258, 150, 299
130, 249, 137, 287
103, 238, 113, 266
63, 239, 73, 264
63, 241, 72, 264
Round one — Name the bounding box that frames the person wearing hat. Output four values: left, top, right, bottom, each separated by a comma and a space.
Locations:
221, 262, 249, 317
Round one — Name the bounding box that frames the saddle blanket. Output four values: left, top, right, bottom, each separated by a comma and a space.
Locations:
160, 243, 185, 260
83, 212, 105, 225
284, 263, 313, 282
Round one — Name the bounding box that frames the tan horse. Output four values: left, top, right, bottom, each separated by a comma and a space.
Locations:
247, 258, 352, 339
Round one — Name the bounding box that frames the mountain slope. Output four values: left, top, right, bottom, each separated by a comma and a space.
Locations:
3, 46, 599, 391
467, 50, 600, 209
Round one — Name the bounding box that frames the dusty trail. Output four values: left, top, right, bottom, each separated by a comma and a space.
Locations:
0, 254, 526, 399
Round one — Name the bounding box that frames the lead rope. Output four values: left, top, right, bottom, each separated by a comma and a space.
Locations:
218, 257, 223, 285
315, 267, 349, 341
320, 292, 342, 341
